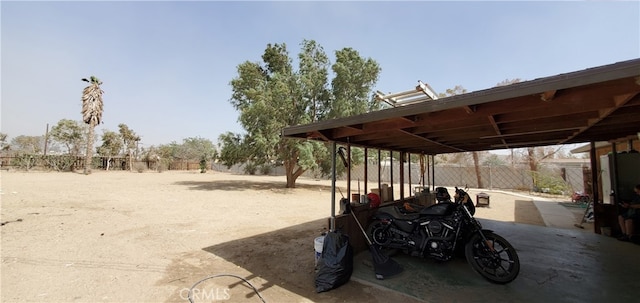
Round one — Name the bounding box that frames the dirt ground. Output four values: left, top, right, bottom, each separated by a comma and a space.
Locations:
1, 170, 562, 303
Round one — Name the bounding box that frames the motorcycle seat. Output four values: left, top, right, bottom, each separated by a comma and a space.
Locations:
380, 205, 420, 220
419, 202, 456, 216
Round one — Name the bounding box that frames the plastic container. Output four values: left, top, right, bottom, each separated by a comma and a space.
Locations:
314, 236, 325, 266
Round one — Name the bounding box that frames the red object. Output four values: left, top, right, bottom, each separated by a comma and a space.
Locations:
571, 192, 589, 203
368, 192, 381, 208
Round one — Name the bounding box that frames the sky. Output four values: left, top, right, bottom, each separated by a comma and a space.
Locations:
2, 1, 639, 151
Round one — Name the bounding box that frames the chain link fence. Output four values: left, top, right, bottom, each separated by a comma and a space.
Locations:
3, 153, 587, 196
211, 159, 589, 196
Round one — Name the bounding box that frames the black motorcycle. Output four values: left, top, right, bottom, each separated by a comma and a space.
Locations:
366, 186, 520, 284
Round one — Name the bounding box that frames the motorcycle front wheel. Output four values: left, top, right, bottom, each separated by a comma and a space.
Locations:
465, 231, 520, 284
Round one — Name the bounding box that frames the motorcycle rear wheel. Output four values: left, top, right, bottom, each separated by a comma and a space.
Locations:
465, 232, 520, 284
366, 220, 392, 246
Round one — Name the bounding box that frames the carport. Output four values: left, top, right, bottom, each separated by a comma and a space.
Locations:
283, 58, 640, 240
282, 58, 640, 300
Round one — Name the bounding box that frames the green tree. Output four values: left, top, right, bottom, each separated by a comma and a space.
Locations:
178, 137, 217, 172
299, 40, 331, 122
50, 119, 86, 157
156, 143, 179, 170
329, 47, 382, 118
81, 76, 104, 174
118, 123, 139, 171
0, 133, 9, 152
97, 130, 123, 171
218, 132, 246, 169
11, 135, 44, 154
140, 145, 163, 171
226, 40, 381, 187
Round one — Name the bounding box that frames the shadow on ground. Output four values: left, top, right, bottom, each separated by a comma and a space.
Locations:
190, 218, 424, 303
173, 179, 338, 192
190, 217, 640, 303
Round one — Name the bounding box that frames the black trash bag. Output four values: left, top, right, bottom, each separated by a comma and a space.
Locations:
315, 231, 353, 293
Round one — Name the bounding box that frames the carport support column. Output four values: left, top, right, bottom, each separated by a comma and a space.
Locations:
331, 142, 337, 231
347, 144, 352, 202
364, 148, 368, 197
589, 141, 599, 234
431, 155, 435, 192
400, 151, 405, 200
378, 149, 382, 193
390, 151, 394, 201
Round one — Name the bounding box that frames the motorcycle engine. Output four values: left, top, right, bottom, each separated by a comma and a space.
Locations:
425, 219, 455, 237
423, 218, 457, 261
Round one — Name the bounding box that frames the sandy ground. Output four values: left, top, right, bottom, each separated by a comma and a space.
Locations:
0, 170, 578, 303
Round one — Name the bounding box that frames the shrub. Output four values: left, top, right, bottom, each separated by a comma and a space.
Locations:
199, 159, 207, 173
259, 164, 272, 175
11, 154, 37, 171
43, 155, 76, 172
531, 170, 569, 195
134, 162, 147, 173
243, 162, 257, 175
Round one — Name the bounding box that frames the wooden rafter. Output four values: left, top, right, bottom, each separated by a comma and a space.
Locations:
561, 92, 638, 144
487, 115, 509, 148
398, 129, 466, 152
480, 127, 583, 139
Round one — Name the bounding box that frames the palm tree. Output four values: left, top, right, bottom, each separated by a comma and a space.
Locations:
81, 76, 104, 174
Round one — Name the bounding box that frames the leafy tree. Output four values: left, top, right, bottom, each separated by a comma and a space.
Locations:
328, 47, 382, 118
155, 143, 179, 169
299, 40, 331, 122
0, 133, 9, 152
81, 76, 104, 174
177, 137, 217, 172
218, 132, 246, 169
225, 40, 381, 188
11, 135, 44, 154
153, 138, 216, 171
97, 130, 123, 171
140, 145, 163, 171
50, 119, 86, 157
118, 123, 139, 171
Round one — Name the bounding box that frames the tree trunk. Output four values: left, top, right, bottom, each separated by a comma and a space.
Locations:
284, 160, 306, 188
84, 123, 95, 175
527, 147, 538, 189
527, 148, 537, 171
472, 151, 484, 188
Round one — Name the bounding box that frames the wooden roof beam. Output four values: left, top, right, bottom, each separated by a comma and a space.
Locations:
487, 115, 509, 148
491, 139, 561, 149
398, 129, 466, 152
480, 127, 583, 139
561, 92, 638, 144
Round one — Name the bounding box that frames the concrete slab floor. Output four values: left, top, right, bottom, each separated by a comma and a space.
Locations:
350, 219, 640, 303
